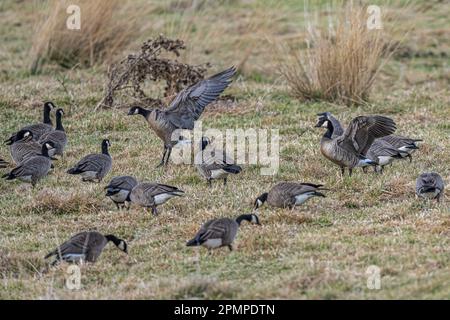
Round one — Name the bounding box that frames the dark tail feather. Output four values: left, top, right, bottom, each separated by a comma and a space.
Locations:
223, 164, 242, 174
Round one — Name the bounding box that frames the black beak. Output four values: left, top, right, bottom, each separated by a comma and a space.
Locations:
4, 137, 13, 145
127, 110, 134, 115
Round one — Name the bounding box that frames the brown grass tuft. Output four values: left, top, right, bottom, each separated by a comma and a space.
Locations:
30, 0, 138, 73
279, 4, 396, 106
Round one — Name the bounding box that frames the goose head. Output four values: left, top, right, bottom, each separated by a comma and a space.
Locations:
254, 192, 268, 210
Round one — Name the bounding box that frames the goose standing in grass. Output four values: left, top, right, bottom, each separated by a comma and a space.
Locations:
315, 114, 396, 176
365, 139, 403, 173
127, 67, 236, 168
416, 172, 445, 202
105, 175, 138, 210
6, 130, 43, 164
254, 182, 327, 210
45, 231, 128, 266
38, 108, 67, 158
67, 139, 112, 182
2, 142, 55, 187
379, 135, 422, 162
186, 214, 260, 252
129, 182, 184, 215
195, 137, 242, 187
6, 101, 55, 143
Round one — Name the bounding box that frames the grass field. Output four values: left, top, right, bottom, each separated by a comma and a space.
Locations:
0, 0, 449, 299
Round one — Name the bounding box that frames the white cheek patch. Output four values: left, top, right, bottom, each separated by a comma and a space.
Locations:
256, 199, 263, 207
251, 215, 257, 223
134, 109, 139, 115
322, 120, 329, 128
24, 132, 30, 137
118, 242, 125, 251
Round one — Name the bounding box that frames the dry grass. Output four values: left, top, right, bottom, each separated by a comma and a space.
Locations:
30, 0, 139, 73
0, 0, 449, 300
279, 4, 396, 106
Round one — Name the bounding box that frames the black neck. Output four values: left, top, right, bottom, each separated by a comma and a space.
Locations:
102, 142, 110, 155
323, 120, 334, 139
105, 234, 120, 245
236, 214, 252, 226
55, 112, 64, 131
43, 104, 52, 125
41, 144, 50, 157
139, 107, 151, 119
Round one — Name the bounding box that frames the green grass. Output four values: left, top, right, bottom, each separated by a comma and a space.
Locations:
0, 0, 449, 299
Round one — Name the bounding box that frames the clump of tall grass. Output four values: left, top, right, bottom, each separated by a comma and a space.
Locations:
279, 5, 397, 106
30, 0, 138, 73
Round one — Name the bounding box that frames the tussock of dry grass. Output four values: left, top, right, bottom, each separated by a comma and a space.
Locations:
0, 0, 449, 300
30, 0, 139, 72
279, 5, 395, 106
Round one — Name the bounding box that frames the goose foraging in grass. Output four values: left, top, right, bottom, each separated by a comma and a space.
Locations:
365, 139, 403, 173
127, 67, 236, 168
105, 175, 138, 210
195, 137, 242, 187
415, 172, 445, 202
186, 214, 260, 252
45, 231, 128, 266
129, 182, 185, 215
254, 182, 327, 210
378, 135, 422, 162
67, 139, 112, 182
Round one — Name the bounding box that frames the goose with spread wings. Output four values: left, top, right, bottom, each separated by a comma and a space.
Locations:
127, 67, 236, 167
318, 115, 396, 176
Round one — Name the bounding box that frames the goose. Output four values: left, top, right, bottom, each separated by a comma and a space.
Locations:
2, 142, 55, 186
378, 135, 422, 162
127, 67, 236, 167
365, 139, 403, 173
186, 214, 260, 252
129, 182, 184, 215
44, 231, 128, 266
195, 137, 242, 187
38, 108, 67, 158
105, 175, 138, 209
316, 114, 396, 176
416, 172, 445, 202
5, 101, 55, 143
6, 130, 43, 164
254, 182, 327, 210
316, 112, 420, 164
67, 139, 112, 182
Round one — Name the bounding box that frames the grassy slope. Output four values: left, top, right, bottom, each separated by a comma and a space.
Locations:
0, 0, 449, 299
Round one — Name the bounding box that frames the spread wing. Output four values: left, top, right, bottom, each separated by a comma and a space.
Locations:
338, 116, 396, 155
164, 67, 236, 129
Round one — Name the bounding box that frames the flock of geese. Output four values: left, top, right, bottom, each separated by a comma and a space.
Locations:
0, 66, 446, 265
